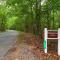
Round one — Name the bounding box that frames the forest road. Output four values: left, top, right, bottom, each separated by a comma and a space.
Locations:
0, 30, 19, 60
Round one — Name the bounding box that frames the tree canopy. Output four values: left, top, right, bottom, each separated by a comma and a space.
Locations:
0, 0, 60, 36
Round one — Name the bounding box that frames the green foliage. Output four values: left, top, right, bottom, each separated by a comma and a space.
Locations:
0, 0, 60, 34
6, 16, 18, 29
0, 5, 7, 31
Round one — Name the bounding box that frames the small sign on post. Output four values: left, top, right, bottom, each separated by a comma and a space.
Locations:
44, 39, 47, 49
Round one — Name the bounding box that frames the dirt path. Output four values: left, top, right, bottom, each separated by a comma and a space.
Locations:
4, 43, 40, 60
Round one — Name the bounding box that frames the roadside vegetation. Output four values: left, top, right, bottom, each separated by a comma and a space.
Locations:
0, 0, 60, 34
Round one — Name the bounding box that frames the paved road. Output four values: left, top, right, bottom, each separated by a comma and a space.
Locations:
0, 30, 19, 60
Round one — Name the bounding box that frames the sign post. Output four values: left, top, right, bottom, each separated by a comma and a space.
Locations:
58, 28, 60, 55
44, 28, 60, 55
44, 28, 47, 53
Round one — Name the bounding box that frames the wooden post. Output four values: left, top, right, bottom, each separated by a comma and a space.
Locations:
44, 28, 48, 53
58, 28, 60, 55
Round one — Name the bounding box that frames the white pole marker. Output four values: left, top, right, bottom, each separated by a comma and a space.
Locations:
58, 28, 60, 55
44, 28, 48, 53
